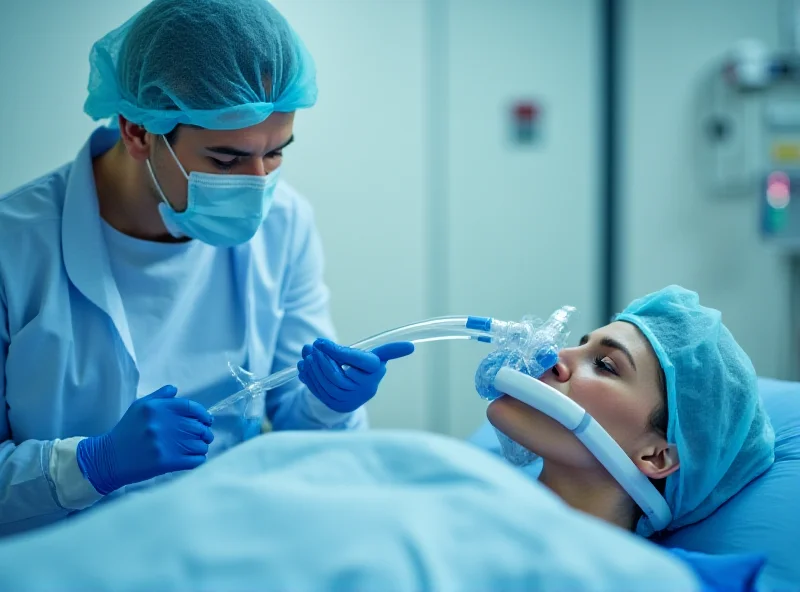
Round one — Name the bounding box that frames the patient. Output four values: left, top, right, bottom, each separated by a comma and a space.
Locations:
487, 285, 775, 536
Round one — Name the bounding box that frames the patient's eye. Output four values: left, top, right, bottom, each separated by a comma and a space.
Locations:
593, 356, 618, 376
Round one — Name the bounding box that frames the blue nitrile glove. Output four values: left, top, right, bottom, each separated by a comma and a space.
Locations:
297, 339, 415, 413
76, 385, 214, 495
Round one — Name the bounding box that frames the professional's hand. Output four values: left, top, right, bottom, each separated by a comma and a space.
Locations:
76, 385, 214, 495
297, 339, 415, 413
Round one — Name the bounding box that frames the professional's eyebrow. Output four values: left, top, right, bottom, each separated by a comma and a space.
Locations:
270, 135, 294, 152
579, 333, 637, 371
205, 146, 251, 157
206, 135, 295, 157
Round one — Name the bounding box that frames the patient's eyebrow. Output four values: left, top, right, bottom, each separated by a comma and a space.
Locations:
580, 333, 637, 371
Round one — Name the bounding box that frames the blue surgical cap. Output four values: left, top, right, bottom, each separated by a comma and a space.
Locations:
615, 286, 775, 537
84, 0, 317, 134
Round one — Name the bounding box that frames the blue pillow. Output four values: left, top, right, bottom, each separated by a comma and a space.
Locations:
666, 548, 766, 592
658, 378, 800, 590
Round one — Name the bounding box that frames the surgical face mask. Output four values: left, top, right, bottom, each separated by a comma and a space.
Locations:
146, 135, 280, 247
494, 428, 540, 467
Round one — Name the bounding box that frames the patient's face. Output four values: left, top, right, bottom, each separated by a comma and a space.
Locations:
487, 321, 666, 471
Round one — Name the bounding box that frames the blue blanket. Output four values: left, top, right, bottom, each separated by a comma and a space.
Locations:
0, 430, 698, 591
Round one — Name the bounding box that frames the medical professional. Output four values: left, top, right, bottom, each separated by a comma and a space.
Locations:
0, 0, 413, 536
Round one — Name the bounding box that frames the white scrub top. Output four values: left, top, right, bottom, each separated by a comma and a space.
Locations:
0, 127, 365, 536
100, 220, 246, 400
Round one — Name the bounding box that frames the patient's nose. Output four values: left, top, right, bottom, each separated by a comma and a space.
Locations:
546, 355, 571, 383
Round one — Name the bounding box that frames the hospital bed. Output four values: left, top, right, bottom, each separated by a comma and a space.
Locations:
0, 378, 795, 591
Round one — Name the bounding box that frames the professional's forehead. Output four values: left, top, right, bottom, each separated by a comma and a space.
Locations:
181, 113, 295, 144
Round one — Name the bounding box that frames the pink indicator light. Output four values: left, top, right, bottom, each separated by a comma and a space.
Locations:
767, 171, 791, 209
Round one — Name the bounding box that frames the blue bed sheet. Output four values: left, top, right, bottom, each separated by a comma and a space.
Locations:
0, 430, 698, 591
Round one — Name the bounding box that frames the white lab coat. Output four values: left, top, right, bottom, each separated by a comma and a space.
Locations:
0, 127, 365, 536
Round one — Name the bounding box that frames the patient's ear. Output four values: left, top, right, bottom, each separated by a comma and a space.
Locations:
635, 443, 679, 480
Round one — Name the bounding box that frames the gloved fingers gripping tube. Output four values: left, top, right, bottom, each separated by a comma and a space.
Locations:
474, 306, 577, 401
207, 314, 568, 416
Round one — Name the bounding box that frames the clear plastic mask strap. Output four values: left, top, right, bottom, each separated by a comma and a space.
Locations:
145, 159, 172, 208
147, 134, 189, 211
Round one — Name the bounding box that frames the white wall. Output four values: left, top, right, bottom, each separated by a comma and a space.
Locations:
442, 0, 600, 437
0, 0, 150, 191
268, 0, 430, 430
622, 0, 793, 380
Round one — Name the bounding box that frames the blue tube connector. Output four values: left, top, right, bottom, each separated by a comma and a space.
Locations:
466, 316, 493, 332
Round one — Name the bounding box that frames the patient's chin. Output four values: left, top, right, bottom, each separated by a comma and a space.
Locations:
487, 396, 589, 465
486, 396, 507, 426
486, 396, 524, 432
